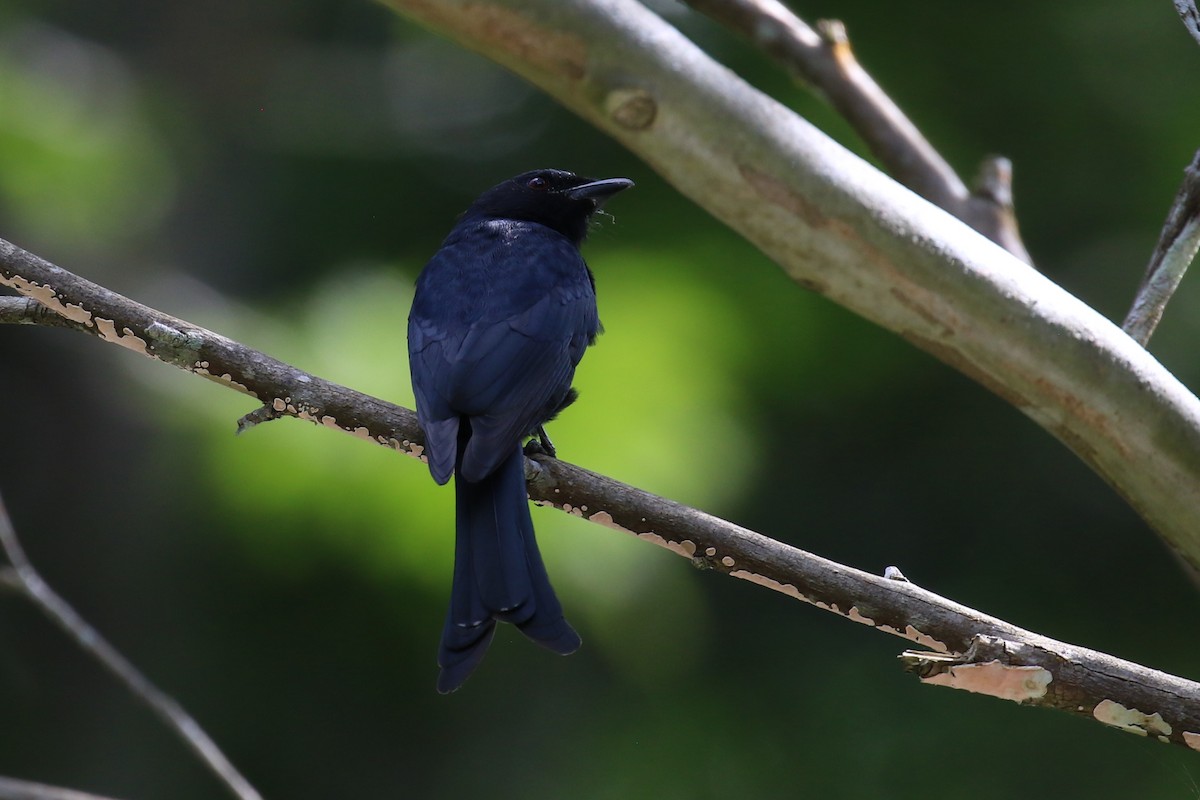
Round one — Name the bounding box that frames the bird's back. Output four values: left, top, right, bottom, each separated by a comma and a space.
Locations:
408, 217, 599, 483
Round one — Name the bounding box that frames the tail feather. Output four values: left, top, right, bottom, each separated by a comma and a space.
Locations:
437, 446, 580, 693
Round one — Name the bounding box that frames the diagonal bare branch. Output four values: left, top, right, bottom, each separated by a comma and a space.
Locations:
3, 238, 1200, 749
1122, 149, 1200, 345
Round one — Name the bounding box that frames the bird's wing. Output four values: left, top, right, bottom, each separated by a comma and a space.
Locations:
409, 312, 461, 485
408, 224, 598, 483
455, 286, 594, 482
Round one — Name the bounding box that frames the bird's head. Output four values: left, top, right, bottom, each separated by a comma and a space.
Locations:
465, 169, 634, 245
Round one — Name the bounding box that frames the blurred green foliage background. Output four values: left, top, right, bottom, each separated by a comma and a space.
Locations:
2, 0, 1200, 797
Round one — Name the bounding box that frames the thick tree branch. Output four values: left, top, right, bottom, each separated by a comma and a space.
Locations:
2, 240, 1200, 750
0, 493, 263, 800
380, 0, 1200, 571
680, 0, 1031, 262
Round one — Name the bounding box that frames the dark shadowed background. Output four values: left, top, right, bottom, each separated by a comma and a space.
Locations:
3, 1, 1200, 797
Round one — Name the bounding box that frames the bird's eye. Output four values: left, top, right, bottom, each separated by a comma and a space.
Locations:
526, 176, 548, 190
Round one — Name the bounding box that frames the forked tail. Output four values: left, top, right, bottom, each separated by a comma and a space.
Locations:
437, 446, 580, 693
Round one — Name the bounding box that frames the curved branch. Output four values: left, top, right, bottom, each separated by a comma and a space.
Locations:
2, 239, 1200, 751
380, 0, 1200, 570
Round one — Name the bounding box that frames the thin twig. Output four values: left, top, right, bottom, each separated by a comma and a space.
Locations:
1125, 1, 1200, 344
0, 494, 264, 800
680, 0, 1032, 262
1122, 149, 1200, 345
0, 775, 127, 800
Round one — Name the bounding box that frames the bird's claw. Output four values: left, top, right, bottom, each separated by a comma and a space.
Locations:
526, 425, 557, 459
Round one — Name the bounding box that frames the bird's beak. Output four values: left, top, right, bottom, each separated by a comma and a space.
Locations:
565, 177, 635, 206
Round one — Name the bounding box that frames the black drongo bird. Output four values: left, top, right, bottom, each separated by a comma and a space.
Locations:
407, 169, 633, 693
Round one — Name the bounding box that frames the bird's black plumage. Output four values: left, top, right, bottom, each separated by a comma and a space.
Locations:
407, 169, 633, 693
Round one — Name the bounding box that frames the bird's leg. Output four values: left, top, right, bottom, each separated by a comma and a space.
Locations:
525, 425, 557, 459
526, 388, 579, 458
